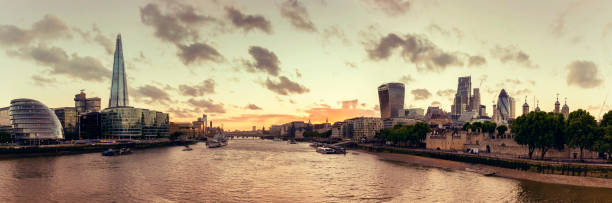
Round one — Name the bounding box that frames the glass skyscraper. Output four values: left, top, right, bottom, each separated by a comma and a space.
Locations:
497, 89, 511, 121
109, 34, 129, 108
378, 83, 405, 119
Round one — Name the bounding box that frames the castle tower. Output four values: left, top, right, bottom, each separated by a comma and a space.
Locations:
522, 96, 529, 116
554, 93, 560, 114
535, 100, 541, 112
561, 97, 570, 119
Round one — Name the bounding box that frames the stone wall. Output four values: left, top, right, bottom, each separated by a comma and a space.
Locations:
426, 130, 599, 160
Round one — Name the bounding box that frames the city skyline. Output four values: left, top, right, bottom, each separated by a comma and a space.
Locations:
2, 0, 612, 130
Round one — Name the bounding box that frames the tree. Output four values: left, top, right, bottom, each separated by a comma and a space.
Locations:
463, 123, 471, 132
512, 113, 536, 159
496, 125, 508, 138
595, 110, 612, 160
566, 109, 599, 160
482, 121, 497, 138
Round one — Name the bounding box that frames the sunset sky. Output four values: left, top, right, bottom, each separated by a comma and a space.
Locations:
2, 0, 612, 130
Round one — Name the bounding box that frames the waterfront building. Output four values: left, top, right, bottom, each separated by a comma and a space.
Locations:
378, 83, 405, 119
74, 90, 101, 115
451, 76, 472, 116
109, 34, 129, 108
9, 99, 64, 143
344, 117, 382, 142
53, 107, 78, 138
170, 122, 195, 138
79, 112, 101, 139
101, 107, 169, 139
331, 122, 344, 138
192, 116, 207, 138
0, 107, 9, 126
562, 98, 570, 119
383, 118, 417, 129
269, 125, 282, 137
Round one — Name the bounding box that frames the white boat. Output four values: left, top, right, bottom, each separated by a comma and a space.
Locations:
316, 147, 335, 154
206, 132, 228, 148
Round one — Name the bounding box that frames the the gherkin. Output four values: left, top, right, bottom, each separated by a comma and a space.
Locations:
109, 34, 129, 108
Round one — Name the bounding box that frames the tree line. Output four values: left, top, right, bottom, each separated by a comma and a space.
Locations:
511, 109, 612, 161
375, 122, 431, 147
462, 121, 508, 138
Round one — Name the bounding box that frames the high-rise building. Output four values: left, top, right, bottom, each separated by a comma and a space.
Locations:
509, 96, 516, 119
496, 89, 511, 122
479, 105, 487, 117
109, 34, 129, 108
470, 88, 481, 112
452, 76, 472, 115
378, 83, 405, 119
0, 107, 9, 127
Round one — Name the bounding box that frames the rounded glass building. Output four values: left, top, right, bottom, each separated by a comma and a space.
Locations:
9, 98, 64, 141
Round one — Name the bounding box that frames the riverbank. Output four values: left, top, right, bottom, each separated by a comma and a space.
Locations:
358, 144, 612, 188
0, 140, 197, 159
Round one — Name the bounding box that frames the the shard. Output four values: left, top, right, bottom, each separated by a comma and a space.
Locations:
109, 34, 129, 108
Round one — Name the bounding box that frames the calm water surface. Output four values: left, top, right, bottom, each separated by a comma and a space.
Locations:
0, 139, 610, 202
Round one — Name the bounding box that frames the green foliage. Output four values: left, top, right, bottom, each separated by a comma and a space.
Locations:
0, 131, 11, 143
482, 121, 497, 137
512, 111, 566, 159
376, 122, 431, 147
462, 123, 471, 131
303, 130, 331, 139
566, 109, 599, 160
595, 110, 612, 160
496, 125, 508, 137
601, 110, 612, 127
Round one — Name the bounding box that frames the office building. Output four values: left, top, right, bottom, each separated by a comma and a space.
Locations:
0, 107, 9, 126
343, 117, 382, 142
79, 112, 102, 139
74, 90, 101, 114
101, 107, 169, 139
451, 76, 472, 115
9, 98, 64, 143
378, 83, 405, 119
496, 89, 511, 122
109, 34, 129, 108
54, 107, 78, 137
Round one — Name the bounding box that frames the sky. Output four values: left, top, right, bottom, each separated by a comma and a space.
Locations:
1, 0, 612, 130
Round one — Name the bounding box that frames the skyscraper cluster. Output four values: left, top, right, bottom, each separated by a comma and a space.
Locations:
451, 76, 484, 118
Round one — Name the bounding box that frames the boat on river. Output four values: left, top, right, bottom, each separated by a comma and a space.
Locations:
102, 148, 132, 156
316, 146, 346, 154
288, 139, 297, 144
182, 146, 193, 151
206, 132, 228, 148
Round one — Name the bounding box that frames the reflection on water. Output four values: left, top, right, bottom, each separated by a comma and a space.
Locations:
0, 139, 609, 202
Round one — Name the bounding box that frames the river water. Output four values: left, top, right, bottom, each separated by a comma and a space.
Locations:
0, 139, 610, 202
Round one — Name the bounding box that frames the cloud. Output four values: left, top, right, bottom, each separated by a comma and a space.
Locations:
304, 99, 379, 123
8, 44, 111, 81
187, 98, 226, 113
246, 104, 262, 110
322, 25, 351, 46
431, 101, 441, 107
166, 107, 199, 119
31, 75, 57, 86
280, 0, 316, 32
0, 14, 70, 47
225, 7, 272, 34
436, 89, 455, 97
366, 33, 480, 72
244, 46, 280, 76
491, 45, 537, 68
468, 55, 486, 67
566, 60, 603, 88
264, 76, 310, 95
399, 74, 414, 84
178, 78, 215, 97
363, 0, 410, 16
131, 85, 172, 104
176, 42, 224, 65
425, 24, 463, 40
411, 88, 431, 100
140, 2, 217, 43
345, 61, 357, 68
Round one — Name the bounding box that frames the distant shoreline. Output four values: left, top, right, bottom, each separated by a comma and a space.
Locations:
0, 140, 197, 159
357, 145, 612, 189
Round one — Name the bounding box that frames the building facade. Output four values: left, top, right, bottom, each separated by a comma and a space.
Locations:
79, 112, 101, 139
452, 76, 472, 115
9, 99, 64, 142
378, 83, 405, 119
109, 34, 129, 108
344, 117, 382, 142
101, 107, 169, 139
496, 89, 511, 122
54, 107, 78, 138
74, 90, 101, 115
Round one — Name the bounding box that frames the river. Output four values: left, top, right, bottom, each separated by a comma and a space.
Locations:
0, 139, 610, 202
